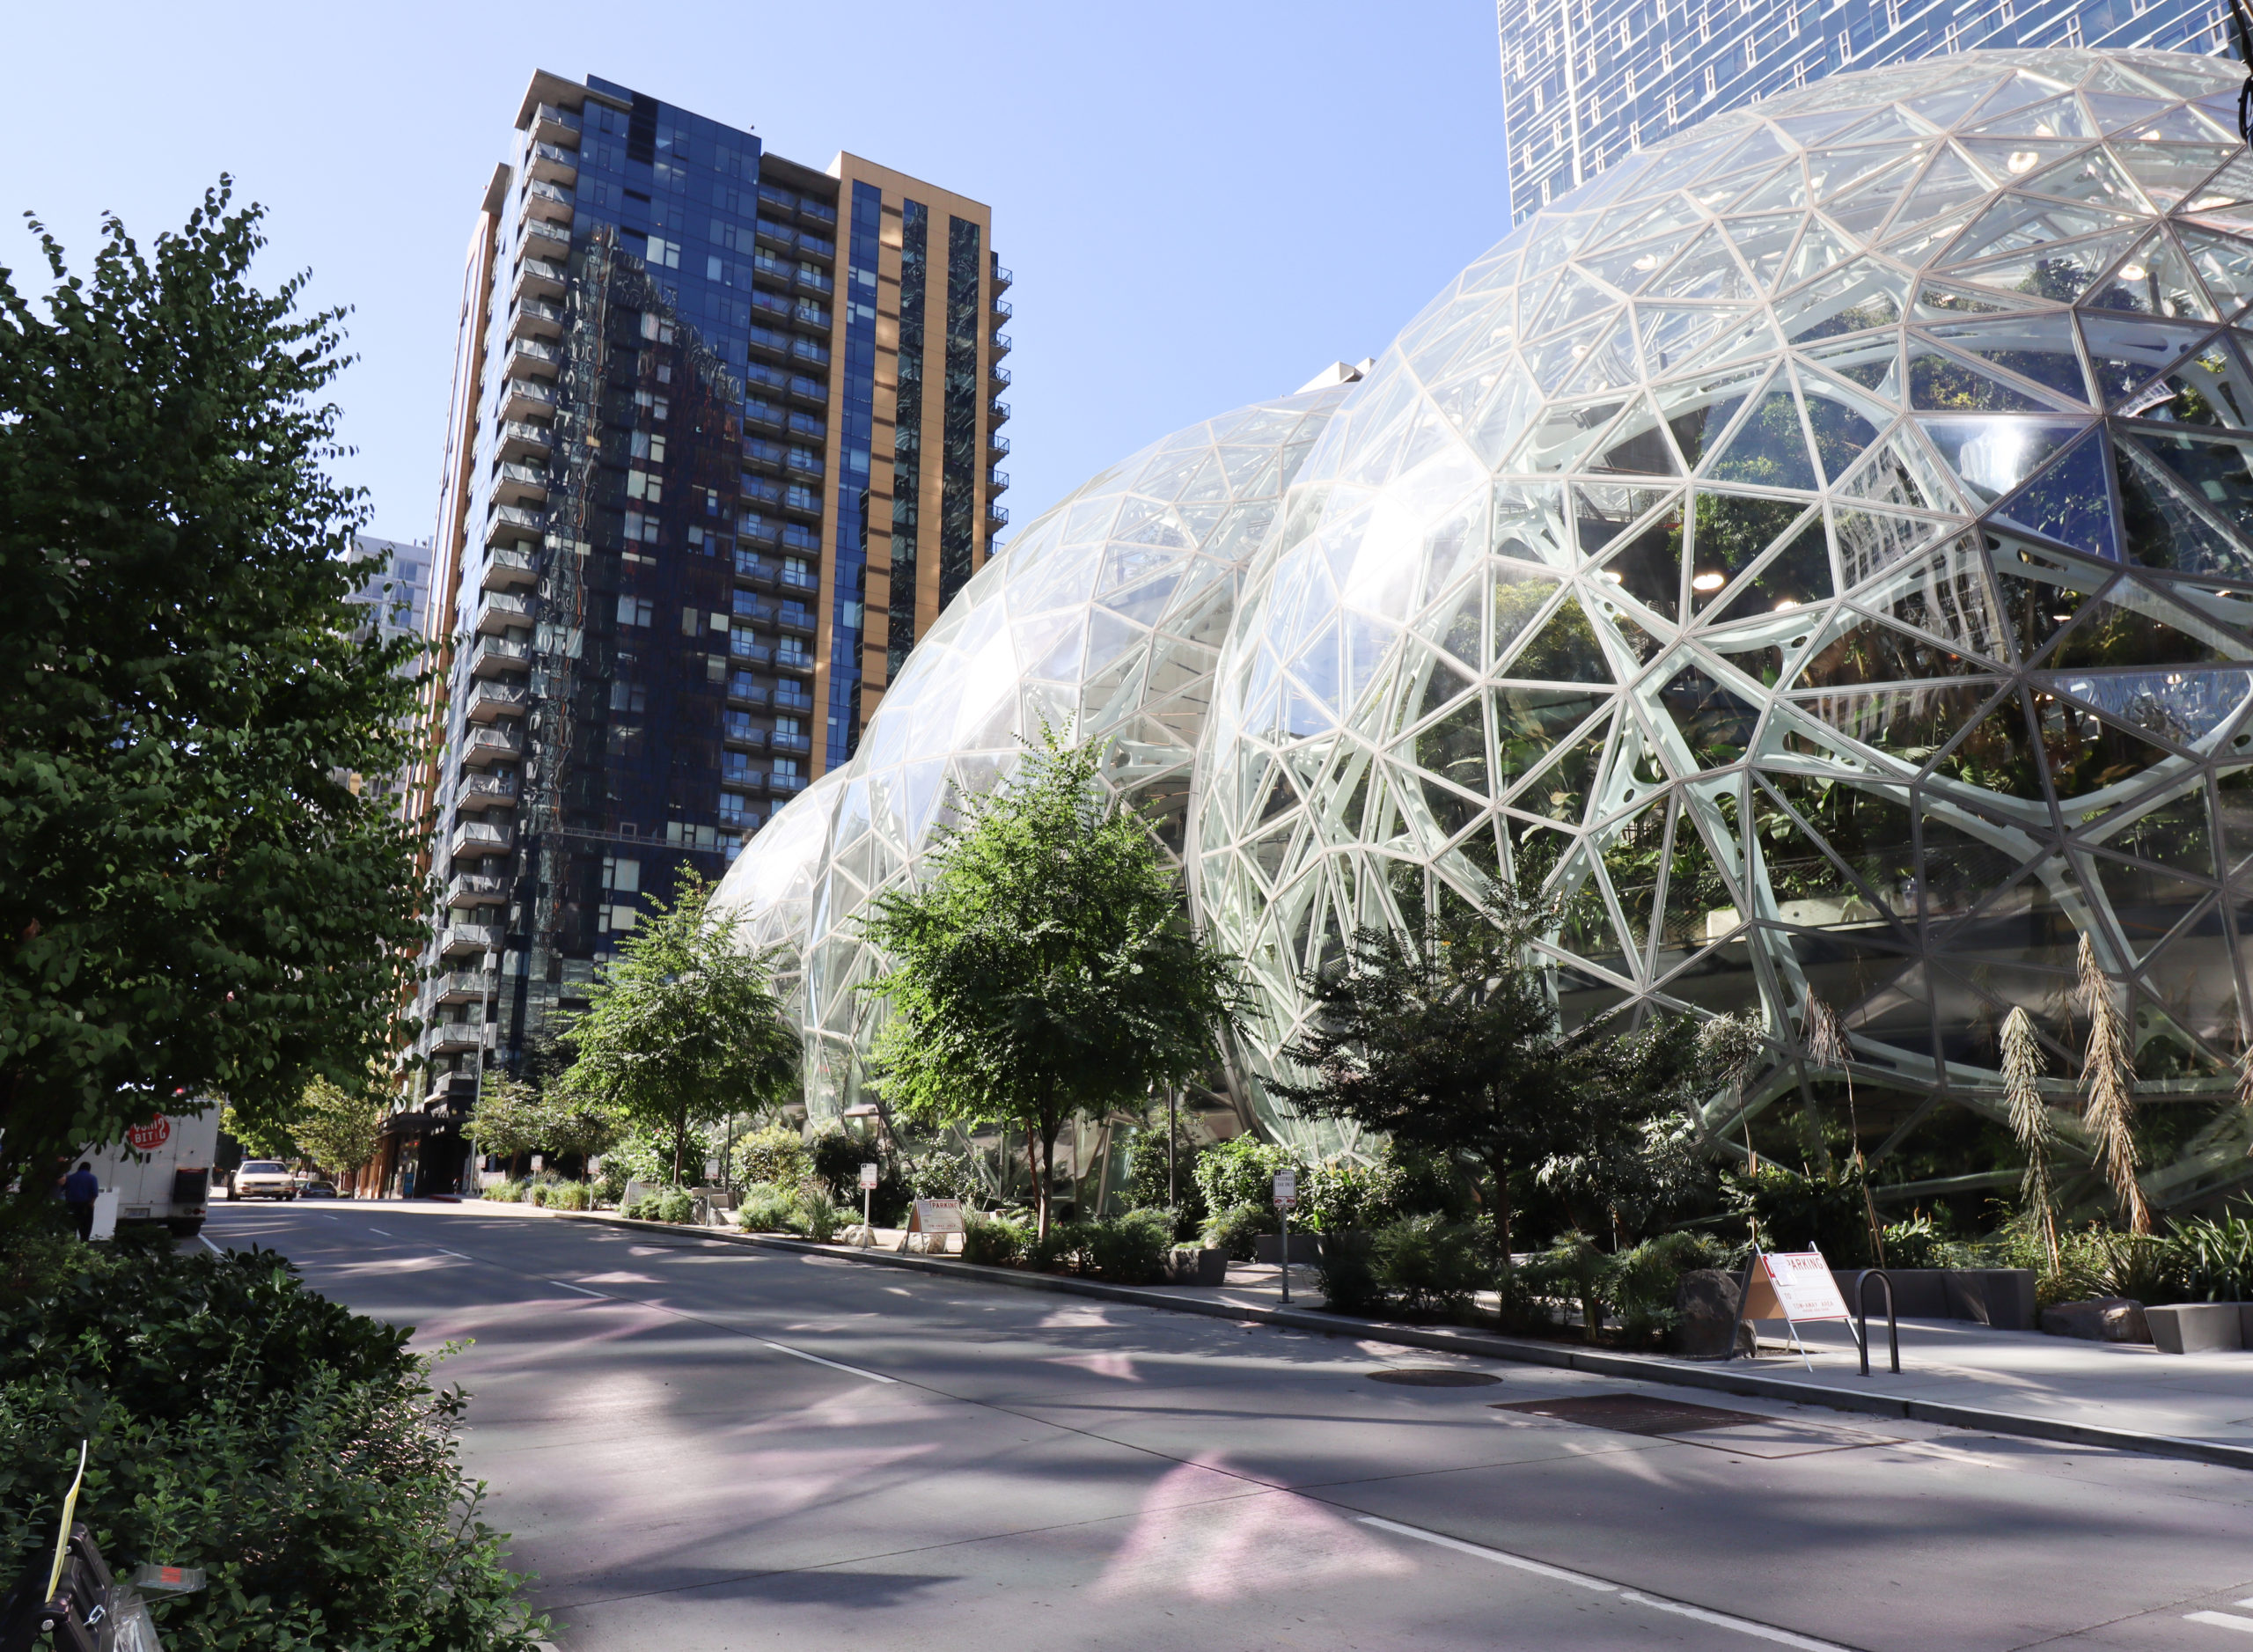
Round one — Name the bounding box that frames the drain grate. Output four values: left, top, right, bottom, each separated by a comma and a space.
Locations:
1492, 1393, 1772, 1433
1369, 1368, 1503, 1387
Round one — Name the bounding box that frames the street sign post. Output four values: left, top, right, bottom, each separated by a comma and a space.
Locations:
1273, 1170, 1298, 1305
858, 1162, 878, 1248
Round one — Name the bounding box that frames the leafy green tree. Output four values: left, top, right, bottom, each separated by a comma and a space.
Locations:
553, 873, 795, 1186
862, 728, 1245, 1238
220, 1101, 297, 1164
467, 1072, 616, 1180
291, 1076, 384, 1183
1271, 872, 1747, 1261
0, 185, 429, 1208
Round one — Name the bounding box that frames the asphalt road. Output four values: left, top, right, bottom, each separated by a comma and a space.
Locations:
208, 1200, 2253, 1651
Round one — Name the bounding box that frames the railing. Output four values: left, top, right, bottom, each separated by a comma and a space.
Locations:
774, 686, 814, 712
495, 461, 548, 493
508, 336, 560, 367
989, 399, 1009, 423
502, 377, 555, 409
447, 821, 510, 858
532, 140, 578, 171
487, 503, 545, 543
479, 589, 536, 623
524, 179, 575, 209
990, 331, 1012, 356
989, 468, 1009, 491
511, 297, 564, 331
515, 255, 568, 294
521, 217, 569, 247
466, 682, 529, 719
780, 566, 818, 591
461, 727, 521, 764
988, 432, 1010, 457
457, 772, 519, 804
991, 263, 1012, 289
988, 363, 1011, 388
481, 548, 537, 590
469, 635, 532, 675
432, 970, 496, 1001
987, 503, 1009, 527
774, 605, 815, 635
500, 419, 553, 450
770, 773, 808, 795
445, 872, 508, 906
796, 268, 833, 295
770, 730, 811, 755
992, 294, 1013, 320
532, 103, 581, 137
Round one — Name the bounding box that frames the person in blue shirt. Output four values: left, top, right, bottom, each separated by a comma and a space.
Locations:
62, 1162, 99, 1241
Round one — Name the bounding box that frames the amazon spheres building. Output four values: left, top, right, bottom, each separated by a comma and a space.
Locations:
715, 49, 2253, 1213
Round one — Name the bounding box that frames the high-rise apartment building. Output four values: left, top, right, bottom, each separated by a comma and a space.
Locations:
1499, 0, 2228, 218
397, 70, 1008, 1178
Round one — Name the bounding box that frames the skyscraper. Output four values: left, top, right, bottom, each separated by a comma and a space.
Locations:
397, 71, 1007, 1183
1499, 0, 2230, 219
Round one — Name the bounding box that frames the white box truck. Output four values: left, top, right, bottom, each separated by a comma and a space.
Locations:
81, 1105, 219, 1238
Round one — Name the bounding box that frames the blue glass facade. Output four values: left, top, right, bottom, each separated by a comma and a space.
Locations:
1501, 0, 2229, 220
888, 202, 930, 683
828, 181, 884, 766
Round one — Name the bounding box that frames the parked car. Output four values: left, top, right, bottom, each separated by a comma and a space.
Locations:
299, 1182, 340, 1199
233, 1161, 297, 1200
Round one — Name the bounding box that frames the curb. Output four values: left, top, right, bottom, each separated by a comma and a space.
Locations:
541, 1206, 2253, 1474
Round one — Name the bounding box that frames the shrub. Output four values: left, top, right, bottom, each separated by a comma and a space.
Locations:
483, 1180, 524, 1203
1201, 1202, 1267, 1261
1523, 1230, 1614, 1336
1300, 1158, 1399, 1235
1125, 1122, 1207, 1231
1374, 1216, 1486, 1318
1086, 1209, 1176, 1284
736, 1181, 799, 1233
732, 1124, 808, 1189
591, 1164, 627, 1206
1316, 1229, 1385, 1316
903, 1146, 983, 1205
546, 1181, 591, 1212
962, 1211, 1031, 1267
1722, 1164, 1874, 1266
1193, 1136, 1295, 1226
1882, 1213, 1949, 1270
796, 1193, 841, 1242
1610, 1230, 1731, 1340
0, 1239, 547, 1649
2173, 1214, 2253, 1301
656, 1187, 696, 1225
809, 1124, 876, 1199
1027, 1220, 1092, 1274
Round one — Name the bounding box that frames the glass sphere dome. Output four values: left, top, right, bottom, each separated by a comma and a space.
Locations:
717, 384, 1351, 1117
1193, 48, 2253, 1193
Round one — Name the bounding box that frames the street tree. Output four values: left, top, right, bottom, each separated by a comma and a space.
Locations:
469, 1071, 616, 1179
1270, 871, 1751, 1261
862, 728, 1244, 1239
0, 184, 429, 1208
553, 873, 794, 1186
291, 1076, 385, 1185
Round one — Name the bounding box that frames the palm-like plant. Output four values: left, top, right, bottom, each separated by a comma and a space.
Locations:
2001, 1005, 2062, 1270
2075, 934, 2150, 1235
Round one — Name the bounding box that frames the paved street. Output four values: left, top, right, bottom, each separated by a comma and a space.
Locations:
211, 1202, 2253, 1651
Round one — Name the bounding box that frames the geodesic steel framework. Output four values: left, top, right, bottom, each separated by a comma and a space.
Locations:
1192, 49, 2253, 1205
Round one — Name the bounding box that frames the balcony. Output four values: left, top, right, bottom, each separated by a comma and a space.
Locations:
770, 773, 809, 796
449, 819, 511, 857
434, 970, 496, 1005
990, 331, 1012, 359
469, 635, 532, 679
506, 336, 561, 380
988, 362, 1011, 390
726, 677, 773, 708
466, 681, 529, 723
494, 461, 547, 507
427, 1023, 489, 1056
797, 198, 837, 228
774, 684, 815, 713
501, 377, 555, 422
481, 547, 537, 591
989, 467, 1010, 494
987, 503, 1009, 529
991, 293, 1013, 321
460, 727, 522, 768
771, 729, 811, 756
722, 722, 767, 752
774, 604, 816, 636
521, 216, 570, 258
774, 650, 815, 678
784, 451, 824, 479
795, 268, 833, 295
728, 640, 773, 666
438, 921, 501, 960
476, 589, 537, 634
989, 399, 1010, 426
522, 178, 576, 227
744, 399, 785, 433
529, 140, 579, 186
733, 551, 779, 588
988, 432, 1010, 459
446, 872, 509, 910
780, 563, 818, 592
720, 763, 767, 794
991, 263, 1012, 292
509, 297, 564, 341
486, 503, 545, 546
514, 256, 567, 303
531, 102, 582, 148
457, 771, 519, 808
499, 420, 553, 460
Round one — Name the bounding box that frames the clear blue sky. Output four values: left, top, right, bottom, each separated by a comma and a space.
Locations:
5, 2, 1510, 548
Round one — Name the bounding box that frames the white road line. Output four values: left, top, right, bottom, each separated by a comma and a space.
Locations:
1359, 1517, 1856, 1651
2238, 1598, 2253, 1609
2188, 1612, 2253, 1634
758, 1340, 898, 1384
199, 1236, 223, 1257
548, 1281, 607, 1297
437, 1250, 473, 1260
369, 1227, 392, 1236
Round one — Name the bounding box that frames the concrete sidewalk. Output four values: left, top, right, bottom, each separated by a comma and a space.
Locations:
447, 1199, 2253, 1471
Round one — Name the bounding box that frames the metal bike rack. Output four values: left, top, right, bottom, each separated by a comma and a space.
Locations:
1853, 1269, 1899, 1377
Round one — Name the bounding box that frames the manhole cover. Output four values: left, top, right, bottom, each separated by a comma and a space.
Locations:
1491, 1393, 1770, 1433
1369, 1368, 1503, 1387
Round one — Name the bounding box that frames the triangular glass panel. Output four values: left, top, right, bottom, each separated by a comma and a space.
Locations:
1798, 678, 2003, 770
1890, 145, 1996, 232
1831, 505, 1952, 589
1833, 430, 1965, 514
1689, 496, 1813, 612
1724, 214, 1803, 292
1595, 503, 1686, 620
1601, 803, 1665, 961
1738, 161, 1820, 215
1505, 396, 1631, 474
1915, 278, 2044, 319
2107, 101, 2235, 142
1826, 158, 1926, 238
1925, 313, 2091, 404
2130, 427, 2253, 556
2128, 997, 2232, 1082
1942, 194, 2142, 269
1580, 226, 1705, 296
1916, 415, 2090, 504
1956, 137, 2100, 183
1774, 256, 1911, 343
1571, 482, 1676, 558
2042, 666, 2253, 750
1750, 779, 1905, 936
1988, 540, 2110, 663
1407, 647, 1474, 728
1987, 431, 2118, 556
1490, 563, 1567, 666
1644, 225, 1754, 303
2112, 439, 2253, 581
2083, 229, 2218, 323
1599, 603, 1668, 669
2017, 144, 2154, 212
2044, 581, 2235, 671
1858, 534, 2013, 660
1660, 370, 1765, 472
1775, 106, 1882, 145
1593, 395, 1685, 475
2180, 153, 2253, 225
1421, 579, 1487, 670
1508, 705, 1613, 825
1920, 805, 2044, 927
2081, 92, 2177, 136
1557, 845, 1633, 976
1904, 81, 2005, 128
1692, 161, 1793, 215
2110, 143, 2236, 209
2081, 314, 2213, 407
1701, 513, 1834, 626
1887, 211, 1977, 268
1804, 334, 1902, 400
1526, 266, 1621, 339
1702, 389, 1820, 489
1502, 593, 1615, 685
1795, 607, 1991, 688
1795, 372, 1887, 483
1908, 348, 2055, 413
1947, 226, 2150, 305
1655, 659, 1762, 771
1933, 689, 2047, 798
1633, 304, 1743, 379
2032, 692, 2183, 798
1785, 217, 1860, 288
2176, 227, 2253, 321
1414, 693, 1489, 800
2094, 785, 2220, 881
1965, 94, 2099, 140
1828, 106, 1934, 148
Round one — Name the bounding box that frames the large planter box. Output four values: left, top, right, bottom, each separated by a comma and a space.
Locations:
1255, 1232, 1325, 1267
1164, 1247, 1228, 1286
2147, 1303, 2251, 1354
1826, 1267, 2037, 1331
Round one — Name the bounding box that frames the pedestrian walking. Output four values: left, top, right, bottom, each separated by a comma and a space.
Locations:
62, 1161, 99, 1242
